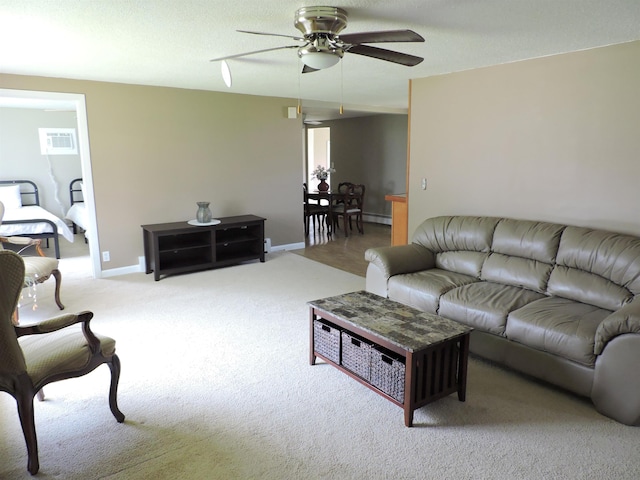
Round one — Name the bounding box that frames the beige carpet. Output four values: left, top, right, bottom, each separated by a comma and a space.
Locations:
1, 251, 639, 479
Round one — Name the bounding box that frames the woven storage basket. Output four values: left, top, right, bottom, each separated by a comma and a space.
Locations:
341, 331, 372, 380
370, 347, 406, 403
313, 320, 341, 364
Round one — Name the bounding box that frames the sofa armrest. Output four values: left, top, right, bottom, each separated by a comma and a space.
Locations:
595, 298, 640, 355
365, 244, 435, 278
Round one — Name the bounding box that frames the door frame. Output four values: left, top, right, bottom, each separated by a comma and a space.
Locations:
0, 88, 101, 277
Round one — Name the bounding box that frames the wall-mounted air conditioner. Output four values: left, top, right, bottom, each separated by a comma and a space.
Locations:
38, 128, 78, 155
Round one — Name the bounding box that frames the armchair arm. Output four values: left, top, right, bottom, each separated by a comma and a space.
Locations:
15, 311, 100, 353
595, 298, 640, 355
0, 236, 45, 256
365, 244, 435, 278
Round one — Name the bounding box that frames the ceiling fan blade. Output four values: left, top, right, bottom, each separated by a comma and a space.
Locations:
339, 29, 424, 45
302, 64, 320, 74
237, 30, 305, 42
346, 44, 423, 66
210, 45, 299, 62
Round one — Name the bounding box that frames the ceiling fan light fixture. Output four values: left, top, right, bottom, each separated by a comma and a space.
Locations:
221, 60, 232, 88
299, 50, 341, 69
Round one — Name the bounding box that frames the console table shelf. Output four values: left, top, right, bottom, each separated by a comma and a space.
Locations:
142, 215, 265, 281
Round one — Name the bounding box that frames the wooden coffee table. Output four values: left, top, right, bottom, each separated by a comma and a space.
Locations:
308, 291, 473, 427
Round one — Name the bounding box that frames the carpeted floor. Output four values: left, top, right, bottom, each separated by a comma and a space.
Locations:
1, 250, 639, 479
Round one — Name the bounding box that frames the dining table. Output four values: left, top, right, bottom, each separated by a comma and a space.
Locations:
305, 189, 358, 237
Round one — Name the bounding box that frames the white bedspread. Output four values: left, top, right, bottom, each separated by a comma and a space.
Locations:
65, 203, 89, 232
0, 206, 75, 242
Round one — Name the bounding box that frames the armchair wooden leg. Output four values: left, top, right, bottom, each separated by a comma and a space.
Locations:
52, 269, 65, 310
15, 378, 39, 475
108, 355, 125, 423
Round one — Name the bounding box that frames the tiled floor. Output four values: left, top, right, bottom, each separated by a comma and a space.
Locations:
291, 221, 392, 277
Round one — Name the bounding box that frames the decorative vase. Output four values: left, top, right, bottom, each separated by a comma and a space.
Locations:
317, 179, 329, 192
196, 202, 212, 223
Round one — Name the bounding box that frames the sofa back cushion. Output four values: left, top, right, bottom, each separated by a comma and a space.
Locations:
491, 218, 564, 263
547, 226, 640, 310
481, 254, 553, 293
435, 251, 488, 278
481, 219, 564, 293
412, 216, 499, 278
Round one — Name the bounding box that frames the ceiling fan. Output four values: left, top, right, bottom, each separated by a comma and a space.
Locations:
210, 6, 425, 73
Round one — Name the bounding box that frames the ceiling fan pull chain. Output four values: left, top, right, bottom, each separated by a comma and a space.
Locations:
340, 60, 344, 115
297, 58, 302, 115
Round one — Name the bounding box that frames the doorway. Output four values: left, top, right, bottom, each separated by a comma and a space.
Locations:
307, 127, 331, 188
0, 88, 100, 277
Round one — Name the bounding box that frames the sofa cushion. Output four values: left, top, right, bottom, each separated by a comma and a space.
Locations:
412, 216, 499, 254
505, 297, 612, 367
491, 218, 564, 263
479, 219, 563, 293
435, 251, 488, 278
438, 282, 545, 335
548, 266, 632, 311
481, 253, 553, 293
550, 226, 640, 306
388, 269, 478, 314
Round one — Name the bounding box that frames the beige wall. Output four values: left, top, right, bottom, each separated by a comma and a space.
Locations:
408, 40, 640, 237
324, 114, 408, 218
0, 74, 304, 269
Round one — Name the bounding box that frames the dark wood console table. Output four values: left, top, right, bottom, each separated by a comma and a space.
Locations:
142, 215, 265, 281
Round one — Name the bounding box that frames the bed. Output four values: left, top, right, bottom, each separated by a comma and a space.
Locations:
0, 180, 75, 259
65, 177, 89, 238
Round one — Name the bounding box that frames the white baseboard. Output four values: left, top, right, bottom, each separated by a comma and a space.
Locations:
272, 242, 305, 252
106, 247, 305, 278
100, 226, 386, 278
364, 213, 392, 225
100, 258, 145, 278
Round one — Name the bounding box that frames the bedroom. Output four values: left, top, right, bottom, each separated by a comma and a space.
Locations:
0, 106, 87, 258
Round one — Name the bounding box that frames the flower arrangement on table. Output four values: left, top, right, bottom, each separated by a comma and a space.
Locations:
311, 165, 336, 180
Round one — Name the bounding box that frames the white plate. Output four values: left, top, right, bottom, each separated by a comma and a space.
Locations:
187, 219, 221, 226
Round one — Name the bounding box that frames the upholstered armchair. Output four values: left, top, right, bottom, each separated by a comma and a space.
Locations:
0, 250, 125, 475
0, 201, 64, 320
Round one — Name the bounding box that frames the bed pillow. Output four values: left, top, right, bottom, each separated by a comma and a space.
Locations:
0, 185, 22, 210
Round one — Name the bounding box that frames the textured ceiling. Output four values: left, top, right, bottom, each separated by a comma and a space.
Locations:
2, 1, 640, 120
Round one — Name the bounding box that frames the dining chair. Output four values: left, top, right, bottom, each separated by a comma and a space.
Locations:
303, 183, 329, 235
0, 201, 64, 323
332, 183, 365, 236
0, 249, 125, 475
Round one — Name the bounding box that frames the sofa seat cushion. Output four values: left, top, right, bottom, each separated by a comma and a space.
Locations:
388, 269, 479, 314
439, 282, 545, 335
505, 296, 611, 367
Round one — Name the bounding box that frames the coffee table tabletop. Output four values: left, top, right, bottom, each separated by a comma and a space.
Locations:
308, 290, 472, 352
